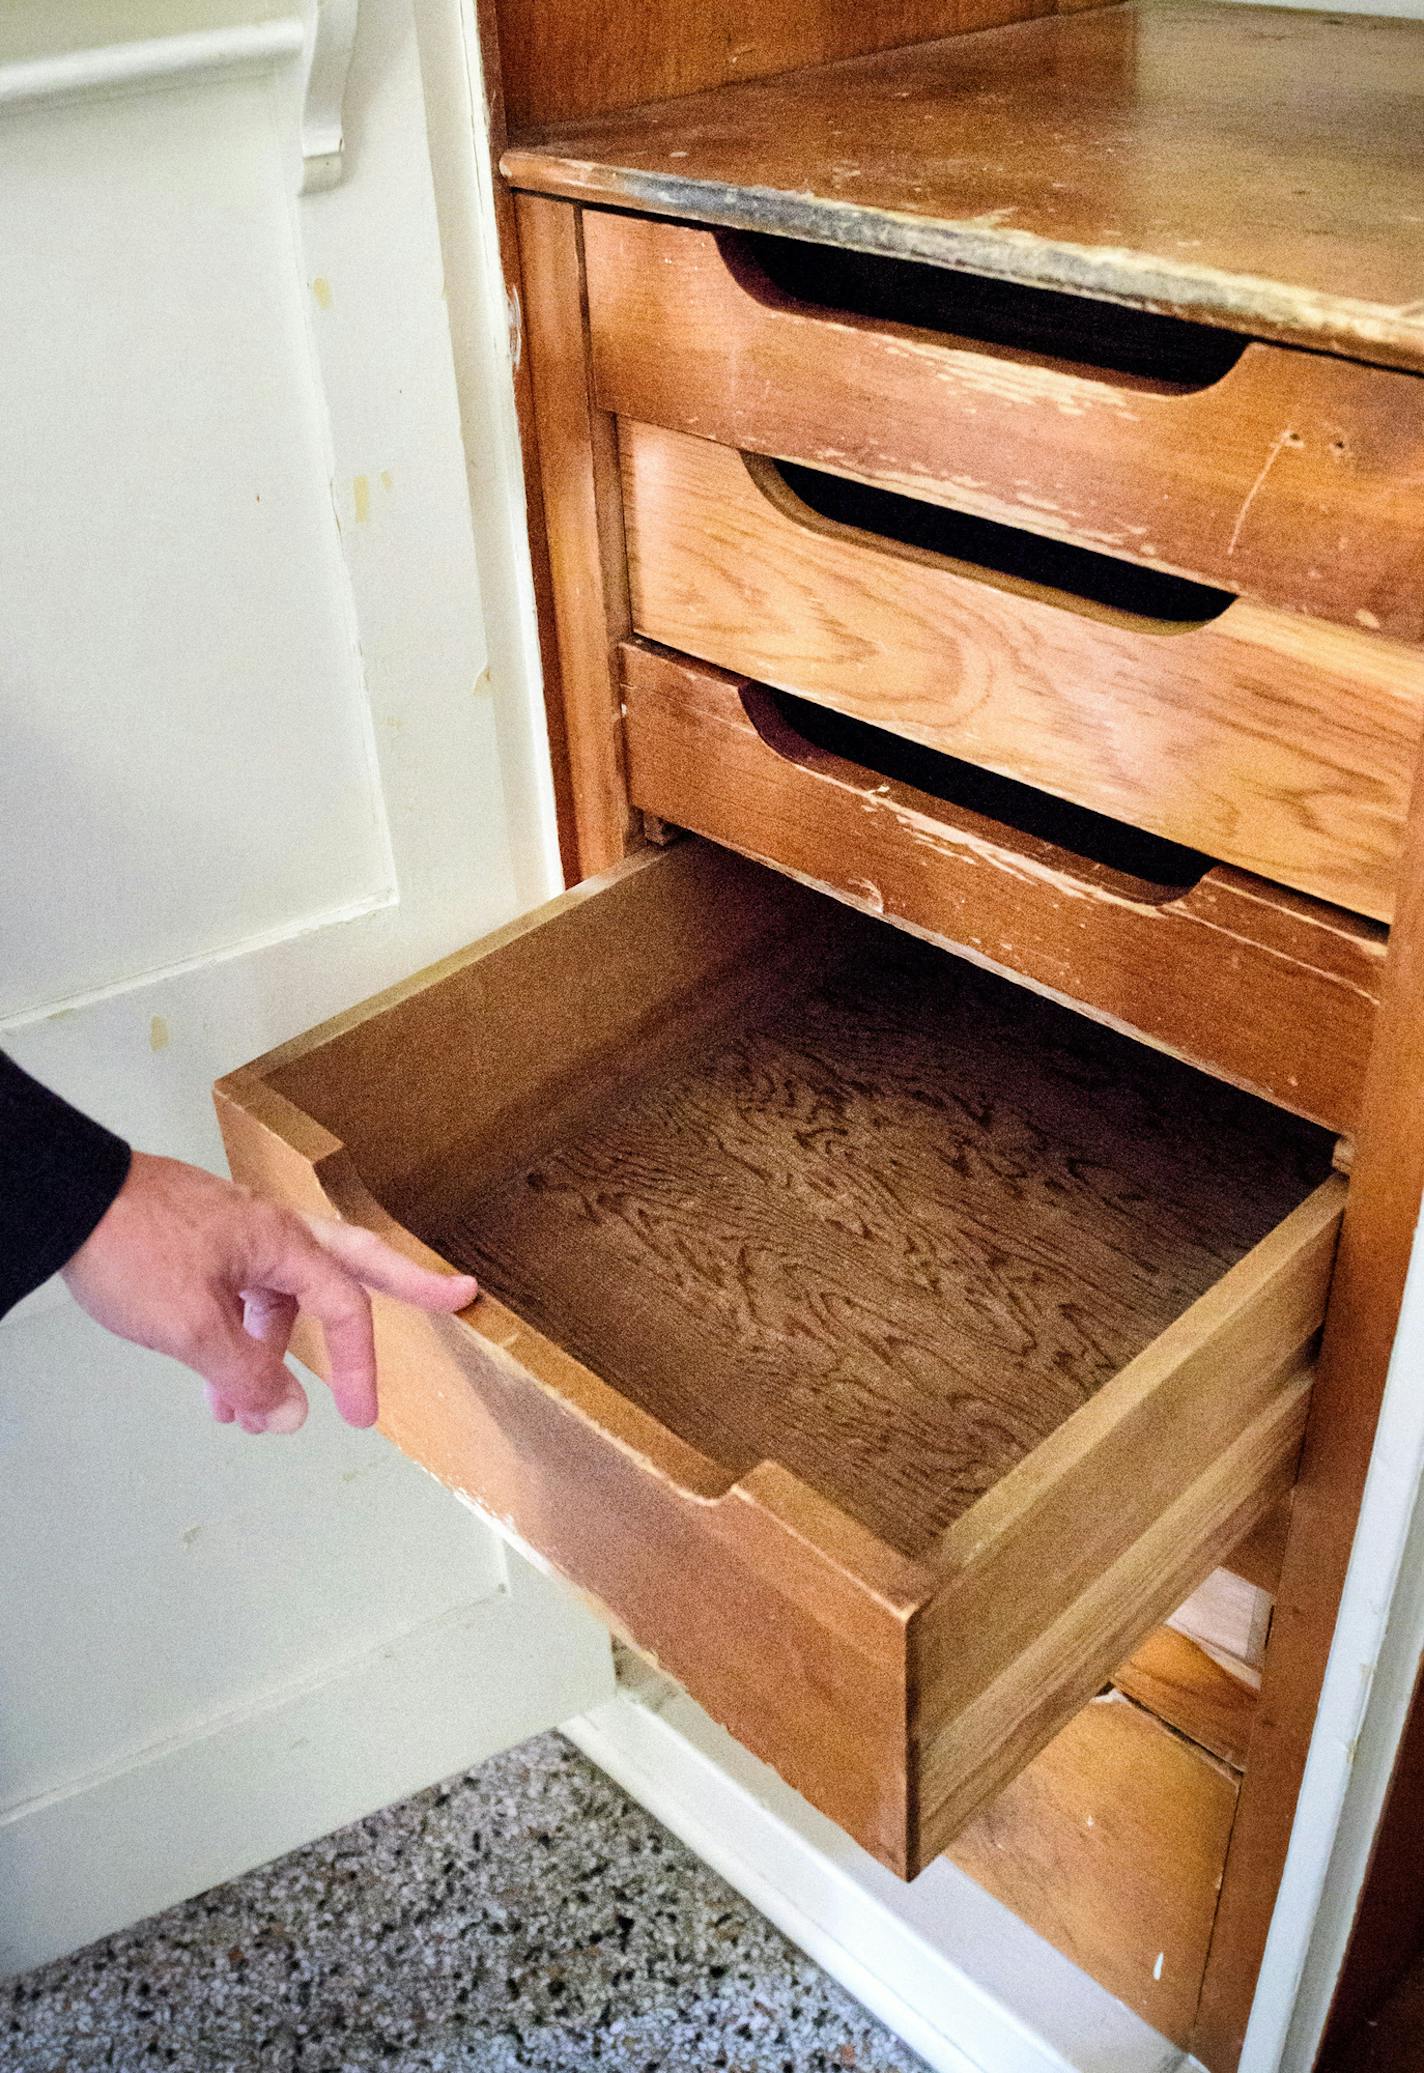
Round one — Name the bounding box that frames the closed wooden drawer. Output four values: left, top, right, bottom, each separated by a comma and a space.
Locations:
586, 211, 1424, 644
620, 640, 1386, 1133
215, 842, 1342, 1876
621, 421, 1424, 922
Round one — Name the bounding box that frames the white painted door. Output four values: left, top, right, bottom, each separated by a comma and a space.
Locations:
0, 0, 613, 1977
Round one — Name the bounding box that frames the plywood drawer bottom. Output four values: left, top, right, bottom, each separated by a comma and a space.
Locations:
216, 842, 1342, 1876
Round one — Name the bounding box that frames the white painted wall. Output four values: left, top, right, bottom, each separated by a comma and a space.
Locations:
0, 0, 611, 1978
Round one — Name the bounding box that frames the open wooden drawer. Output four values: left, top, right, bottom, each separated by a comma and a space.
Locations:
621, 420, 1424, 922
215, 841, 1343, 1876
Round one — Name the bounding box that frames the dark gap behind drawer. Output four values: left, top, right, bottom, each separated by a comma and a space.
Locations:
754, 685, 1212, 894
734, 231, 1248, 390
773, 458, 1235, 623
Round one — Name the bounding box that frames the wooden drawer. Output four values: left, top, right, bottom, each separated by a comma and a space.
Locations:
586, 211, 1424, 645
215, 842, 1342, 1876
621, 420, 1424, 923
621, 640, 1386, 1132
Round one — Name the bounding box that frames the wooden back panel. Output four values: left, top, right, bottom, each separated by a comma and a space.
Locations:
493, 0, 1087, 133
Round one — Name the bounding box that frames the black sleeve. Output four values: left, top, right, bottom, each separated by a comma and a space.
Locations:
0, 1053, 133, 1319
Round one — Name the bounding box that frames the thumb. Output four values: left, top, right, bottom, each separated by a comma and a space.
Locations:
193, 1310, 309, 1436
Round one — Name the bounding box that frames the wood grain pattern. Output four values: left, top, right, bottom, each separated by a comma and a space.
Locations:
514, 194, 632, 879
620, 641, 1384, 1131
1194, 726, 1424, 2068
949, 1691, 1240, 2043
493, 0, 1079, 133
215, 841, 1341, 1877
1113, 1627, 1257, 1770
586, 213, 1424, 643
622, 425, 1423, 923
434, 915, 1328, 1561
502, 2, 1424, 375
1220, 1503, 1292, 1598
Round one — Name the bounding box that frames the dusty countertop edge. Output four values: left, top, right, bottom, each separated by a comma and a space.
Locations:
498, 152, 1424, 374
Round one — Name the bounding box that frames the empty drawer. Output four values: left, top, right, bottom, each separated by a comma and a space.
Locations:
621, 639, 1386, 1132
216, 842, 1342, 1875
586, 211, 1424, 643
621, 421, 1424, 922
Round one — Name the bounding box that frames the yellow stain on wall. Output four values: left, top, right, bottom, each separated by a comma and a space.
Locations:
311, 275, 333, 311
352, 474, 371, 524
149, 1015, 170, 1053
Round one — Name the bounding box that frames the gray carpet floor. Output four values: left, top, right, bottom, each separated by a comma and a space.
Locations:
0, 1733, 929, 2073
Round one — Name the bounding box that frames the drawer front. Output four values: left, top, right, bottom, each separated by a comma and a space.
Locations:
620, 640, 1385, 1132
215, 843, 1342, 1877
587, 211, 1424, 643
622, 420, 1424, 922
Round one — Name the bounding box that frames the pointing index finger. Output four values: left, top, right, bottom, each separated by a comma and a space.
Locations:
304, 1216, 478, 1312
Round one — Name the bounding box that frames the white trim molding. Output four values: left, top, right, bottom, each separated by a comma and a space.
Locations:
300, 0, 359, 189
0, 14, 304, 112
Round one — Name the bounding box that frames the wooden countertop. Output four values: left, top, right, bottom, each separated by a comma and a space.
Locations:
502, 0, 1424, 372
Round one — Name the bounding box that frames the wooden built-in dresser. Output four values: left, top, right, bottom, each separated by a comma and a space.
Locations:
216, 2, 1424, 2060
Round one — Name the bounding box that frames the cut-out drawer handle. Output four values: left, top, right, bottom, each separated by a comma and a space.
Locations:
618, 638, 1387, 1133
740, 682, 1211, 908
749, 454, 1234, 634
723, 229, 1247, 394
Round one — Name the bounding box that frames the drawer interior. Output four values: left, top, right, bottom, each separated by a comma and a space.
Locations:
423, 879, 1328, 1562
269, 843, 1329, 1568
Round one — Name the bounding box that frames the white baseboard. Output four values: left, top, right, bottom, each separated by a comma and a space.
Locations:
568, 1675, 1191, 2073
0, 1561, 611, 1979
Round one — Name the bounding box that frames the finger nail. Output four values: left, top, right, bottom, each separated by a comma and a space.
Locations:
264, 1392, 308, 1436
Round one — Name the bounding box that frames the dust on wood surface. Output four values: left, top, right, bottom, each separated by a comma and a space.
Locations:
432, 932, 1329, 1559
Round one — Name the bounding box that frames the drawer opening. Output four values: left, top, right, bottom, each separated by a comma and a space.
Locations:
270, 846, 1332, 1565
743, 682, 1211, 903
726, 230, 1249, 391
761, 456, 1236, 627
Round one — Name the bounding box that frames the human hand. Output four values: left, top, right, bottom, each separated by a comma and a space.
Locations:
61, 1151, 477, 1435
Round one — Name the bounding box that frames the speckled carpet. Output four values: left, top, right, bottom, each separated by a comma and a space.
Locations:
1, 1733, 928, 2073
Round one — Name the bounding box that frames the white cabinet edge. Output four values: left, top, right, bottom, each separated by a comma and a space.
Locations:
0, 19, 305, 111
0, 0, 357, 195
